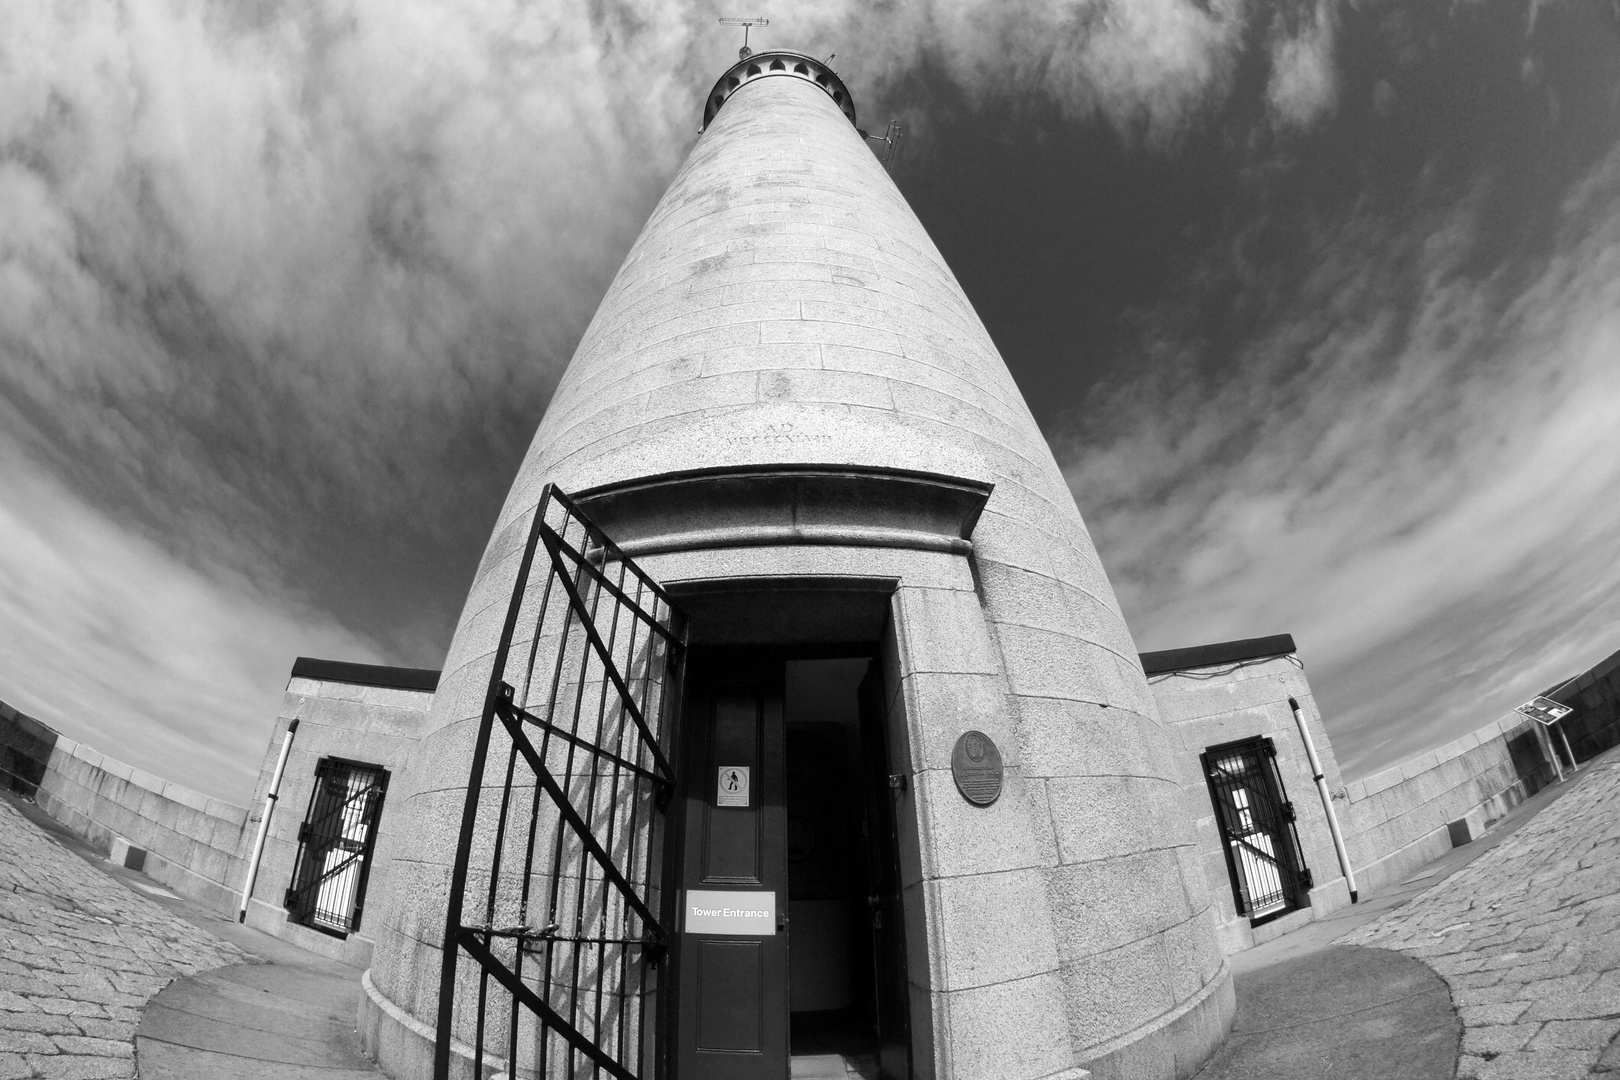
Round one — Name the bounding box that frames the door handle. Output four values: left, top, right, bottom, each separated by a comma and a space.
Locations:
777, 912, 789, 933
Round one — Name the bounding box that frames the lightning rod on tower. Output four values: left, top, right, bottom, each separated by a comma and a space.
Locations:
719, 17, 769, 59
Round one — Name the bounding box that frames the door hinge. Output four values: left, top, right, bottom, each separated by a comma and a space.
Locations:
888, 774, 907, 792
1279, 802, 1296, 823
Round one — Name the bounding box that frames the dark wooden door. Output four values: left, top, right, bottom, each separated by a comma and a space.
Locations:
676, 657, 789, 1078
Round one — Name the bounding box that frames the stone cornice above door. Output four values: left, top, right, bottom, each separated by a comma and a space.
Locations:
574, 465, 993, 559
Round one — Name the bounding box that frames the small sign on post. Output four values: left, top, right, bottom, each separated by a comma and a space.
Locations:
1515, 695, 1577, 781
1516, 696, 1573, 727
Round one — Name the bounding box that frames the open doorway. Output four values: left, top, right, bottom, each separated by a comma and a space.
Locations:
674, 648, 910, 1080
786, 658, 882, 1077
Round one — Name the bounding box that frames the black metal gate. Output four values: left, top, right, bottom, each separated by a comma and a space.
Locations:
434, 484, 686, 1080
285, 758, 388, 935
1200, 737, 1312, 924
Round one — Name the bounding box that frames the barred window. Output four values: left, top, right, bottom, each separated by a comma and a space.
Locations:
285, 758, 388, 937
1201, 737, 1312, 925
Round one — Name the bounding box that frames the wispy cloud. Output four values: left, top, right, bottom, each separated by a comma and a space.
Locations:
880, 0, 1249, 144
0, 0, 1332, 795
1061, 143, 1620, 778
0, 436, 385, 802
1266, 0, 1339, 130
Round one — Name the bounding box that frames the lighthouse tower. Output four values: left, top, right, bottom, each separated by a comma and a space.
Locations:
362, 49, 1234, 1080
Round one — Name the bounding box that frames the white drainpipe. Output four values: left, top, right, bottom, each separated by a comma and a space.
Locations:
1289, 697, 1357, 903
239, 718, 298, 923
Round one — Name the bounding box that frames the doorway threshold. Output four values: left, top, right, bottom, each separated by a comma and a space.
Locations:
789, 1051, 883, 1079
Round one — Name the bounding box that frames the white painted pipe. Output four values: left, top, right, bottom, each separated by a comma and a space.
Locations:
1289, 697, 1357, 903
238, 718, 298, 923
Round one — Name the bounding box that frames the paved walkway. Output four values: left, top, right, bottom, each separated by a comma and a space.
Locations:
1336, 750, 1620, 1079
0, 797, 251, 1080
5, 746, 1620, 1080
0, 794, 378, 1080
1191, 743, 1620, 1080
136, 960, 378, 1079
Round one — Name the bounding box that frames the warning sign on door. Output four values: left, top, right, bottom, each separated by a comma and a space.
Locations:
717, 766, 750, 808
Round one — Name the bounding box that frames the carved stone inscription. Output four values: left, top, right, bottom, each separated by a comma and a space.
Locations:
951, 730, 1003, 807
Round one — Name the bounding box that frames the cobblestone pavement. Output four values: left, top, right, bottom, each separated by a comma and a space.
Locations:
0, 798, 251, 1080
1336, 752, 1620, 1080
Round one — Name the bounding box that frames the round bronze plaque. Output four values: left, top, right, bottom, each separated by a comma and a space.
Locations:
951, 730, 1003, 807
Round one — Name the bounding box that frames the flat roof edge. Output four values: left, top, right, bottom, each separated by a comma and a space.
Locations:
290, 657, 441, 693
1139, 634, 1298, 676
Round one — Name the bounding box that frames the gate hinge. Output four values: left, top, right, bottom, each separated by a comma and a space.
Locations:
1298, 869, 1314, 891
1261, 741, 1278, 759
283, 888, 299, 910
888, 774, 907, 792
1280, 802, 1296, 823
297, 822, 312, 843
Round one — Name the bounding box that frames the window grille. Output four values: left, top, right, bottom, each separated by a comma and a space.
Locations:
1200, 737, 1312, 925
285, 758, 388, 936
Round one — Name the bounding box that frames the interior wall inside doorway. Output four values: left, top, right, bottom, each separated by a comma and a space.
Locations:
785, 658, 874, 1016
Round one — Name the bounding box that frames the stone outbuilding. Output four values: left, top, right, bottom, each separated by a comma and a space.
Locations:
1141, 635, 1356, 958
238, 658, 437, 968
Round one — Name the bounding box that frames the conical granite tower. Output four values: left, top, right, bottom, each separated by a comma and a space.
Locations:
362, 49, 1234, 1080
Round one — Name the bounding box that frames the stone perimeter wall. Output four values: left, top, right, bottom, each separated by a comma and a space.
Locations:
1340, 713, 1557, 896
0, 698, 56, 797
32, 735, 252, 914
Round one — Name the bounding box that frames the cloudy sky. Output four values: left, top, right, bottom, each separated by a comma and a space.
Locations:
2, 0, 1616, 803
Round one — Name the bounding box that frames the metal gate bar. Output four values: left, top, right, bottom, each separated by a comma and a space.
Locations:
434, 484, 685, 1080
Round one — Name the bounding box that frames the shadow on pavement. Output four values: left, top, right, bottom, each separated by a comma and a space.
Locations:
1193, 945, 1457, 1080
137, 963, 379, 1079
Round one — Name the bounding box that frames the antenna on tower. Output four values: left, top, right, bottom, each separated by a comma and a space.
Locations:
718, 17, 769, 60
861, 120, 906, 172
